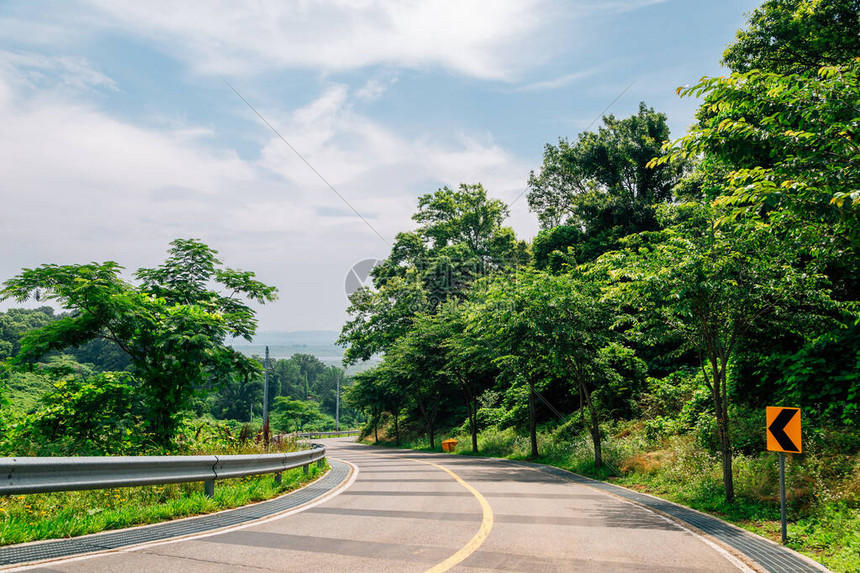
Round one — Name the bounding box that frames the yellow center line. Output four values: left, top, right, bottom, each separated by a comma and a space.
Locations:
361, 451, 494, 572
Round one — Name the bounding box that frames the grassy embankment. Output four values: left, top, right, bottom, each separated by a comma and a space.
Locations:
0, 444, 328, 546
362, 423, 859, 573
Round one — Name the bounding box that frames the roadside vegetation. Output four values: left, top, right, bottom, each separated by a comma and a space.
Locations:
0, 242, 346, 543
0, 1, 857, 570
339, 2, 859, 572
0, 418, 327, 546
361, 413, 858, 572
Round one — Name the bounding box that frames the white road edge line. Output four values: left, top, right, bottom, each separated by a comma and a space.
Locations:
3, 459, 360, 573
611, 495, 758, 573
508, 463, 760, 573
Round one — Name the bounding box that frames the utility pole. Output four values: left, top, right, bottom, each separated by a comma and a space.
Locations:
262, 346, 270, 437
336, 374, 340, 432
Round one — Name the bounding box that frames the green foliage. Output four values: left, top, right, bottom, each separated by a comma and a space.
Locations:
339, 183, 528, 365
659, 59, 860, 251
722, 0, 860, 74
532, 225, 581, 272
0, 239, 277, 448
0, 463, 325, 546
526, 102, 685, 245
207, 368, 263, 422
270, 397, 335, 433
780, 318, 860, 425
596, 205, 832, 500
0, 307, 57, 360
1, 372, 147, 456
339, 274, 428, 364
413, 183, 511, 258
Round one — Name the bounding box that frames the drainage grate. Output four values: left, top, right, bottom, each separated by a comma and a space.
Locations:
0, 460, 350, 567
519, 462, 829, 573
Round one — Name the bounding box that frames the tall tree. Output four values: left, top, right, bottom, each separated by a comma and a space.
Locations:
722, 0, 860, 74
527, 103, 685, 264
339, 183, 527, 365
527, 103, 683, 226
1, 239, 277, 447
468, 269, 618, 464
596, 205, 831, 501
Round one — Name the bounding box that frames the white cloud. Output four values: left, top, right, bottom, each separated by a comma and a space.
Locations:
0, 55, 536, 330
513, 68, 599, 92
355, 77, 396, 102
83, 0, 549, 81
0, 50, 116, 93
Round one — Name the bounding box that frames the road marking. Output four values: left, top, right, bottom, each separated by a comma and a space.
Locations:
611, 495, 756, 573
3, 460, 360, 572
513, 462, 758, 573
360, 451, 494, 573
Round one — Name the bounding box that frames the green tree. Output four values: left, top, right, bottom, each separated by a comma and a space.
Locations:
526, 103, 685, 252
2, 372, 146, 456
437, 300, 496, 453
722, 0, 860, 74
270, 397, 334, 433
345, 369, 387, 442
207, 366, 263, 422
381, 317, 456, 449
657, 60, 860, 249
339, 274, 428, 364
468, 269, 618, 464
339, 183, 527, 365
413, 183, 511, 259
0, 307, 57, 360
1, 239, 277, 447
596, 205, 830, 501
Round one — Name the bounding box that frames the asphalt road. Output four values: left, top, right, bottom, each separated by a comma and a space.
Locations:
17, 438, 752, 572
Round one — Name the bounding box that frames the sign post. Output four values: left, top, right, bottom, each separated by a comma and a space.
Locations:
766, 406, 801, 544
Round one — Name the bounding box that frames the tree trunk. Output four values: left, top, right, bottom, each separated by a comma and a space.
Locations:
393, 409, 400, 446
528, 379, 538, 458
428, 422, 435, 449
581, 382, 602, 469
711, 362, 734, 503
470, 398, 479, 453
373, 414, 379, 443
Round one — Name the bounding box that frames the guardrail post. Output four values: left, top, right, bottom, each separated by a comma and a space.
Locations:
303, 463, 309, 475
204, 479, 215, 498
274, 472, 282, 485
316, 458, 324, 469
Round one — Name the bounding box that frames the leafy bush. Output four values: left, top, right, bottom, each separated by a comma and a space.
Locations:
2, 373, 148, 456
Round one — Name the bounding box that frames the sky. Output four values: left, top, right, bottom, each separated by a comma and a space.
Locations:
0, 0, 761, 333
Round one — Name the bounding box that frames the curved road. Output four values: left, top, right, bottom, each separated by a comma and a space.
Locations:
17, 438, 751, 572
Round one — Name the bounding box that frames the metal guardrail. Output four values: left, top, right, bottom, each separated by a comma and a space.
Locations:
0, 445, 326, 498
296, 430, 360, 438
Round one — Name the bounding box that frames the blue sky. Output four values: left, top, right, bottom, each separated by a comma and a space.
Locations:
0, 0, 761, 332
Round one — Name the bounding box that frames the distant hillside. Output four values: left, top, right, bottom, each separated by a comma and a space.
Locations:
228, 330, 379, 374
228, 331, 339, 347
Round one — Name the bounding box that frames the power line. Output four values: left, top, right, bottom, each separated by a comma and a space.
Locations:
507, 78, 637, 209
221, 78, 389, 245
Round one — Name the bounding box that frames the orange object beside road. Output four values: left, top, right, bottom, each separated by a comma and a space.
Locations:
441, 439, 458, 452
766, 407, 802, 453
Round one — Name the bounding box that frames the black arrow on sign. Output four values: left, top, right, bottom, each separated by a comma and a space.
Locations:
769, 409, 799, 452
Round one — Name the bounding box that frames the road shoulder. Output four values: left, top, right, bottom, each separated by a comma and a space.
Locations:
0, 460, 355, 571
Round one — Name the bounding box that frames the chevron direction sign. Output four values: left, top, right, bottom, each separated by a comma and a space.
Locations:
766, 407, 802, 454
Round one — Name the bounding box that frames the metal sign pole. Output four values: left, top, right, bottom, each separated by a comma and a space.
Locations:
336, 375, 340, 432
766, 406, 801, 546
263, 346, 270, 441
779, 452, 787, 544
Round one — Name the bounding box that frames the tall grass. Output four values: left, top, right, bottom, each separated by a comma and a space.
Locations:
0, 462, 327, 546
